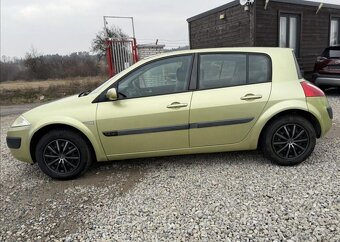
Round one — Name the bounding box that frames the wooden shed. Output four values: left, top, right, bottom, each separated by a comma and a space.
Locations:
187, 0, 340, 77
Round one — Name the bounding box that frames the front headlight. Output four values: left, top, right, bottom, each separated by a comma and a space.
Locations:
11, 116, 31, 128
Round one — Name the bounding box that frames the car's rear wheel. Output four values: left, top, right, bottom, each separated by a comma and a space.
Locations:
35, 129, 93, 179
261, 115, 316, 166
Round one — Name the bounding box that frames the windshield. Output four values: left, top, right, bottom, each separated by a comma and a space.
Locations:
90, 78, 112, 94
329, 50, 340, 58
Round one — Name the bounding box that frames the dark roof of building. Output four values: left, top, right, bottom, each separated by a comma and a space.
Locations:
273, 0, 340, 9
187, 0, 340, 23
187, 0, 239, 23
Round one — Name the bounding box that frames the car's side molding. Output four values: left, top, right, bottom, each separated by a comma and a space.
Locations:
103, 124, 189, 137
189, 118, 254, 129
102, 117, 254, 137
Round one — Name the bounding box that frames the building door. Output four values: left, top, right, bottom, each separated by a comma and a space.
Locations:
279, 14, 301, 56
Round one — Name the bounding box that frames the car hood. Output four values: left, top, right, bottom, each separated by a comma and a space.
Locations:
21, 94, 97, 125
23, 94, 79, 116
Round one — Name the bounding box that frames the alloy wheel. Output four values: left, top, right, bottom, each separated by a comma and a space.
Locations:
272, 124, 310, 159
43, 139, 81, 175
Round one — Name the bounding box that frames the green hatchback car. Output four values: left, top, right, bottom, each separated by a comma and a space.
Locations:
7, 48, 333, 179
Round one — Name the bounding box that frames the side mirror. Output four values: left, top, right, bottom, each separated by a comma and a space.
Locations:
317, 56, 327, 63
106, 88, 118, 101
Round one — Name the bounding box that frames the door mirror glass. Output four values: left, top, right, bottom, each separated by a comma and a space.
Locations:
317, 56, 327, 63
106, 88, 118, 101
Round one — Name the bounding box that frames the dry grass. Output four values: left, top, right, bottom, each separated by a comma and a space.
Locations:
0, 76, 106, 105
0, 76, 103, 90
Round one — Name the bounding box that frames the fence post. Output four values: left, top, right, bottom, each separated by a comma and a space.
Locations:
105, 39, 115, 77
132, 38, 139, 63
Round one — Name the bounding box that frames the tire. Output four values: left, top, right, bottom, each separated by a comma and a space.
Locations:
35, 129, 93, 179
261, 115, 316, 166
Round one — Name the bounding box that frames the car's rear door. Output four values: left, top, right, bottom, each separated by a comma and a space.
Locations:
189, 53, 272, 147
96, 55, 194, 157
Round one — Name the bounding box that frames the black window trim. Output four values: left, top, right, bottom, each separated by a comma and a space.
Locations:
196, 52, 273, 91
93, 51, 273, 103
292, 50, 303, 79
93, 53, 196, 103
279, 12, 301, 57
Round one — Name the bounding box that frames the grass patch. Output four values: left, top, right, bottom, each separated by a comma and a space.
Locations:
0, 76, 106, 105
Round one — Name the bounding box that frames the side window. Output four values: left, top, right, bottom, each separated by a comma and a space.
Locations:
118, 55, 192, 98
199, 54, 247, 89
249, 55, 271, 84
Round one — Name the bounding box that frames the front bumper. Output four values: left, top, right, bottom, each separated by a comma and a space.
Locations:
7, 126, 34, 164
311, 73, 340, 87
6, 137, 21, 149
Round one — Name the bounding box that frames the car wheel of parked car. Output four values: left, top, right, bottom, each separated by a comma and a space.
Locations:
261, 115, 316, 166
35, 129, 93, 179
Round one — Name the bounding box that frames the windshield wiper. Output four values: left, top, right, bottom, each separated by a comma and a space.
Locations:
78, 90, 91, 97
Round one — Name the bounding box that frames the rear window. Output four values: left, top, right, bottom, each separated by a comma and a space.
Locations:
199, 54, 246, 89
198, 53, 271, 90
249, 55, 271, 84
328, 50, 340, 58
322, 47, 340, 58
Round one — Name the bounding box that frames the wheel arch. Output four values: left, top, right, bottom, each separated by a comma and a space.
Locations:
257, 109, 321, 149
29, 123, 105, 163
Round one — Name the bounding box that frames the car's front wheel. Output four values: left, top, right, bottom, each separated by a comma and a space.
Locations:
35, 129, 93, 179
261, 115, 316, 166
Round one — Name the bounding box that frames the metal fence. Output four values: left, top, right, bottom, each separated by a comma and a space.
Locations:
106, 38, 139, 77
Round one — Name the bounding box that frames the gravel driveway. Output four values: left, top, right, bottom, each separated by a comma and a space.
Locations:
0, 92, 339, 241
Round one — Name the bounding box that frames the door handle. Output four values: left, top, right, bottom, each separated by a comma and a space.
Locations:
167, 102, 188, 109
240, 94, 263, 101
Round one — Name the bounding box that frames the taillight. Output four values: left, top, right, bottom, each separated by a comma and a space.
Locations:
300, 81, 325, 97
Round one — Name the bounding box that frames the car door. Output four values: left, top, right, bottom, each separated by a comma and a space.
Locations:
96, 55, 194, 157
189, 53, 272, 147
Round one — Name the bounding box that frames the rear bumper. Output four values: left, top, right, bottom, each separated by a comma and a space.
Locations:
311, 73, 340, 87
306, 97, 333, 138
327, 107, 333, 120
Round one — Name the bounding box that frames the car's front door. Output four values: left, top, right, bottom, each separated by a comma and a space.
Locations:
189, 53, 272, 147
96, 55, 193, 157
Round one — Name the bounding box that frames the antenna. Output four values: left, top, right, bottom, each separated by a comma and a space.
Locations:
316, 3, 324, 14
240, 0, 248, 6
265, 0, 270, 10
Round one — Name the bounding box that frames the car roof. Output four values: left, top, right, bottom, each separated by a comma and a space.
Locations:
143, 47, 294, 61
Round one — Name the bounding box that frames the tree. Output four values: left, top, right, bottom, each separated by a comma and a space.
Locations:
24, 47, 50, 80
91, 25, 129, 58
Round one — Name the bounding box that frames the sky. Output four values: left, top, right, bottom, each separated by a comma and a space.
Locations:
1, 0, 339, 58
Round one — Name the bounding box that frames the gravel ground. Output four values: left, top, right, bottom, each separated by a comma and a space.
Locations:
0, 92, 339, 241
